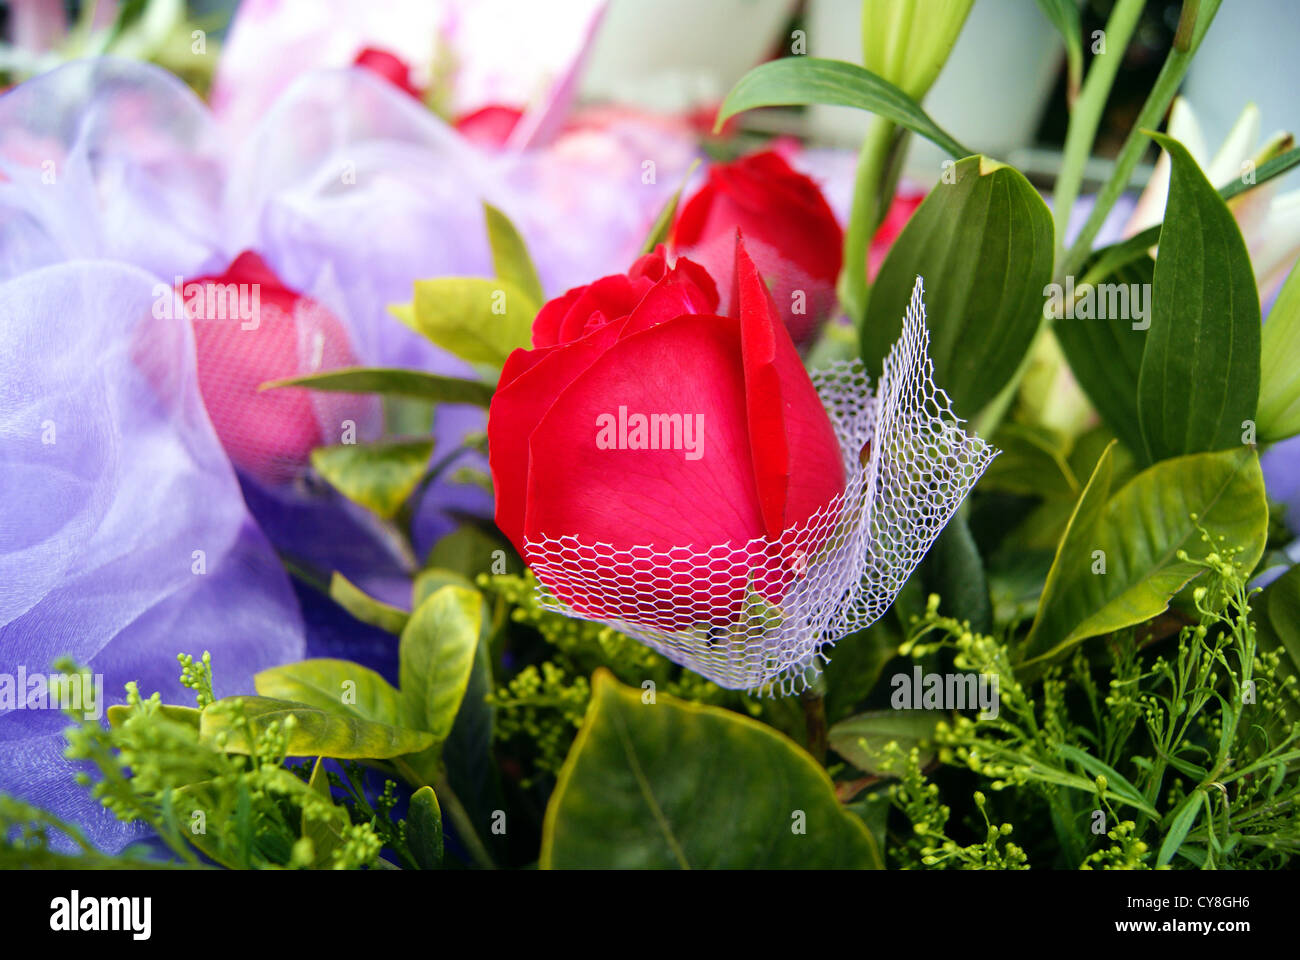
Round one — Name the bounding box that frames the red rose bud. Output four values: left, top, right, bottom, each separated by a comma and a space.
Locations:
174, 251, 372, 485
454, 105, 526, 148
671, 150, 843, 348
488, 237, 846, 628
353, 47, 423, 100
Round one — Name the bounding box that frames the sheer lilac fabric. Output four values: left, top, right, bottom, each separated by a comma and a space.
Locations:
0, 262, 306, 851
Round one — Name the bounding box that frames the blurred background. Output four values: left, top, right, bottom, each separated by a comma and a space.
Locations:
2, 0, 1297, 191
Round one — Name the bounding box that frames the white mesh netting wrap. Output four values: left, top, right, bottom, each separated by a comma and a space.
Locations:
525, 278, 998, 695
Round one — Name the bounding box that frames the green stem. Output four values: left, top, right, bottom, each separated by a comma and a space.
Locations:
801, 676, 829, 765
839, 116, 900, 326
1052, 0, 1147, 267
1059, 0, 1222, 281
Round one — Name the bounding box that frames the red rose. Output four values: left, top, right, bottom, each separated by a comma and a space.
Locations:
454, 105, 526, 148
182, 251, 370, 485
353, 47, 423, 101
671, 150, 843, 348
488, 238, 846, 627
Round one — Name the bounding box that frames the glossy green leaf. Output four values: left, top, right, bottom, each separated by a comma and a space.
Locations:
407, 785, 444, 869
1258, 257, 1300, 441
1137, 132, 1260, 461
310, 439, 433, 520
1054, 256, 1154, 460
540, 670, 881, 869
982, 423, 1079, 500
399, 585, 484, 743
715, 57, 969, 159
404, 277, 539, 367
255, 658, 404, 728
483, 202, 544, 307
828, 710, 939, 776
1023, 443, 1268, 662
200, 696, 433, 759
260, 366, 492, 407
862, 156, 1054, 416
328, 572, 410, 635
641, 158, 700, 255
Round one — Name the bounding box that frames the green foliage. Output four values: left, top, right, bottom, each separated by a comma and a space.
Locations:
260, 366, 493, 407
1024, 443, 1268, 662
884, 547, 1300, 869
310, 439, 434, 520
1137, 132, 1261, 461
715, 57, 969, 158
861, 155, 1055, 418
1258, 257, 1300, 441
540, 670, 883, 869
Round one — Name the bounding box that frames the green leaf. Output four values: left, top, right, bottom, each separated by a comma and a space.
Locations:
981, 423, 1080, 500
483, 202, 544, 307
403, 277, 539, 368
399, 585, 484, 743
1254, 563, 1300, 723
1023, 443, 1268, 662
861, 155, 1054, 416
1258, 257, 1300, 441
1137, 131, 1261, 461
406, 786, 444, 869
302, 757, 348, 869
412, 567, 475, 608
310, 439, 433, 520
715, 57, 969, 159
922, 507, 992, 634
540, 670, 881, 869
828, 710, 940, 776
254, 658, 405, 728
1054, 256, 1154, 460
1158, 790, 1204, 867
822, 623, 901, 723
1055, 744, 1158, 817
106, 703, 200, 729
640, 158, 700, 255
260, 366, 493, 407
200, 696, 433, 759
329, 572, 410, 635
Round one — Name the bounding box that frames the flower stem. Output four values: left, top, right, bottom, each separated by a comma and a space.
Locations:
1059, 0, 1222, 281
801, 684, 829, 765
839, 116, 901, 326
1051, 0, 1147, 266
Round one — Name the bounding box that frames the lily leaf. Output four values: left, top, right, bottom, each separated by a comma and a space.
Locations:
399, 585, 484, 743
406, 785, 444, 869
715, 57, 969, 159
1137, 131, 1260, 461
540, 670, 882, 869
1259, 258, 1300, 441
261, 366, 493, 407
863, 155, 1054, 416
